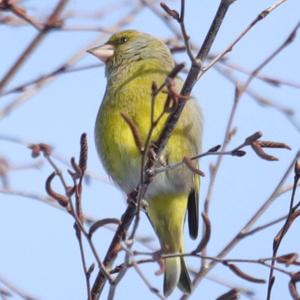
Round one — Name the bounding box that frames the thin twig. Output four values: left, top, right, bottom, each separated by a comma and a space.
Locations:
143, 0, 299, 134
182, 151, 300, 299
75, 224, 92, 300
91, 1, 294, 298
43, 150, 114, 284
198, 12, 299, 277
202, 0, 288, 76
0, 273, 39, 300
114, 251, 293, 278
154, 0, 235, 167
6, 3, 42, 30
1, 63, 103, 97
178, 0, 196, 63
218, 59, 300, 90
0, 133, 108, 183
126, 247, 165, 300
0, 0, 69, 93
213, 64, 300, 133
266, 160, 300, 299
199, 19, 298, 255
0, 3, 143, 118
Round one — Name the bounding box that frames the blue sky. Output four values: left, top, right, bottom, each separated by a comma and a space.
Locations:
0, 0, 300, 299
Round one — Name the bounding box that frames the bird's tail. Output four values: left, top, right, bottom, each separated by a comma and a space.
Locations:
164, 256, 191, 297
164, 256, 181, 297
147, 194, 192, 297
178, 256, 192, 294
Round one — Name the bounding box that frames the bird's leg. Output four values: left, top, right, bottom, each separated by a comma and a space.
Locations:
145, 144, 168, 179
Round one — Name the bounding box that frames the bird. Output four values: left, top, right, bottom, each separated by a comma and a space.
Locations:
88, 30, 202, 297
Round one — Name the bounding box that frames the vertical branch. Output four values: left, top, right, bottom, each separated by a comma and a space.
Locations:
266, 160, 300, 299
200, 84, 240, 270
178, 0, 196, 63
73, 133, 91, 299
204, 85, 240, 215
75, 225, 92, 300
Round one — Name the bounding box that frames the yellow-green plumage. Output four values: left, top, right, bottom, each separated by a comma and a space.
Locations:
89, 30, 202, 297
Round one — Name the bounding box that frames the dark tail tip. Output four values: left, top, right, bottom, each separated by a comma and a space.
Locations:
177, 257, 192, 294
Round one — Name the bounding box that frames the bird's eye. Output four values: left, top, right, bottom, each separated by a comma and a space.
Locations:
118, 37, 128, 44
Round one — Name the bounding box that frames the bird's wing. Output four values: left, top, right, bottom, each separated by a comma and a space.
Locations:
187, 173, 200, 239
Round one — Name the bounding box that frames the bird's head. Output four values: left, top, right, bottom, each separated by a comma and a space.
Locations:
87, 30, 174, 76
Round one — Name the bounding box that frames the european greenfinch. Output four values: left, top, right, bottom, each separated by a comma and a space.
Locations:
88, 30, 202, 297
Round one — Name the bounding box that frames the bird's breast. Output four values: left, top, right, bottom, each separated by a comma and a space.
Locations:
94, 74, 202, 197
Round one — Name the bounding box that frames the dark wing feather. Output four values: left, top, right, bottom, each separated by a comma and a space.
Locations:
187, 177, 199, 239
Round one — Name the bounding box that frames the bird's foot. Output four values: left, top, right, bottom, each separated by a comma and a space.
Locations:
126, 189, 138, 206
126, 190, 148, 210
153, 250, 165, 276
148, 146, 167, 167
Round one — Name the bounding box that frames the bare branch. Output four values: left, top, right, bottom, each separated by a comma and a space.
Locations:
0, 0, 70, 93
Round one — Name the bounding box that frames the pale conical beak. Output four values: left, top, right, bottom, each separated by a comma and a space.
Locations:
87, 44, 115, 63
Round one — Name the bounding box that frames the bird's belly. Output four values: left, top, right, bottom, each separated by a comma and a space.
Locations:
95, 95, 196, 198
95, 110, 142, 193
95, 120, 190, 198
